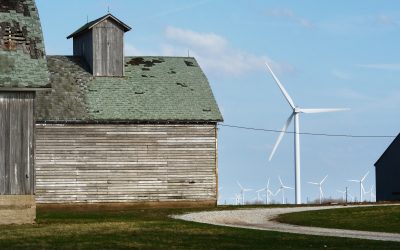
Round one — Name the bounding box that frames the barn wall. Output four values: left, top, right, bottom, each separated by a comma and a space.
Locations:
375, 139, 400, 201
73, 31, 94, 72
0, 92, 35, 195
35, 124, 217, 204
92, 19, 124, 76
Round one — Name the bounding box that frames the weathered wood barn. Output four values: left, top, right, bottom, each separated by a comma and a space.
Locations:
34, 13, 223, 206
375, 133, 400, 201
0, 0, 50, 223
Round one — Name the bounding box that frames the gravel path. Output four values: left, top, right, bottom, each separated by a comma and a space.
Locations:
173, 205, 400, 242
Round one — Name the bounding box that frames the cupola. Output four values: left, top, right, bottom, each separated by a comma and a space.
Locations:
67, 14, 131, 77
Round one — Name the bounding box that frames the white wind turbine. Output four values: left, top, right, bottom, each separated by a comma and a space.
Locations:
232, 193, 241, 205
265, 178, 274, 205
337, 189, 346, 201
257, 178, 274, 205
237, 181, 252, 205
266, 63, 349, 205
218, 187, 223, 203
368, 185, 376, 202
255, 189, 264, 203
348, 193, 356, 202
275, 176, 294, 204
308, 175, 328, 204
348, 171, 369, 202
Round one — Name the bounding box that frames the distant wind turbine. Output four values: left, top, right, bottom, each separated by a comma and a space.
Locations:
369, 185, 376, 202
218, 187, 223, 202
266, 63, 349, 205
337, 189, 346, 201
257, 178, 274, 205
255, 189, 264, 203
275, 176, 294, 204
348, 171, 369, 202
308, 175, 328, 204
237, 181, 252, 205
232, 193, 241, 205
348, 192, 355, 203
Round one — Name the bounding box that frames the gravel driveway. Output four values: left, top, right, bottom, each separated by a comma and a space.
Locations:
173, 205, 400, 242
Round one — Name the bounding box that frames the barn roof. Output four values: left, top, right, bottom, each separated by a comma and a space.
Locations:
0, 0, 50, 89
375, 133, 400, 167
66, 14, 131, 39
35, 56, 223, 123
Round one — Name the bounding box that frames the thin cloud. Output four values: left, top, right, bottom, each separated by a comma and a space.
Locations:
374, 14, 398, 27
331, 69, 351, 80
165, 26, 226, 52
357, 64, 400, 71
163, 26, 294, 76
266, 8, 314, 29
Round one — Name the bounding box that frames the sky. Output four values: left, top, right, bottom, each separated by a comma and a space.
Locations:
36, 0, 400, 204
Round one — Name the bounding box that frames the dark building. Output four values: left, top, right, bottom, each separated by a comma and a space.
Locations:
375, 133, 400, 201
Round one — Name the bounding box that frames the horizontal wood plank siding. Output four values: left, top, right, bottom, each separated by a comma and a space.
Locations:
35, 124, 217, 204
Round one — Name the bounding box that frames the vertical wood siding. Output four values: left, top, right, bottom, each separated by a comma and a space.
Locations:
73, 31, 94, 72
0, 92, 34, 195
92, 19, 124, 77
35, 124, 217, 204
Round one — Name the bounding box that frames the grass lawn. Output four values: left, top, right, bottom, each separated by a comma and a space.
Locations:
276, 205, 400, 234
0, 205, 398, 249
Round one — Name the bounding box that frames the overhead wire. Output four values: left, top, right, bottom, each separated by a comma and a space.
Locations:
219, 124, 397, 138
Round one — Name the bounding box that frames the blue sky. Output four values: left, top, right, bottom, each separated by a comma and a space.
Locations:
36, 0, 400, 204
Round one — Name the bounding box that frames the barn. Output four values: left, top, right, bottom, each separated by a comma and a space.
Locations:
374, 133, 400, 202
0, 0, 50, 223
34, 13, 223, 206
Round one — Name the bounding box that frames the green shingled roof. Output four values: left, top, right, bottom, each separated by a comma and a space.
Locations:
0, 0, 50, 89
35, 56, 223, 122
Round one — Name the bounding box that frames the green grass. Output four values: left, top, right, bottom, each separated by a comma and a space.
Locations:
0, 205, 399, 249
276, 205, 400, 234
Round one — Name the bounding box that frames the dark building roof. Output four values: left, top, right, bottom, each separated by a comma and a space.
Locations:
0, 0, 50, 89
375, 133, 400, 166
35, 56, 223, 123
67, 14, 131, 39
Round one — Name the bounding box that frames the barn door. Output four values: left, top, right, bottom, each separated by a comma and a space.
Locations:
0, 92, 34, 195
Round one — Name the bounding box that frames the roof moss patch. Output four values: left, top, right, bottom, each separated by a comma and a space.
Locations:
36, 56, 223, 123
0, 0, 49, 89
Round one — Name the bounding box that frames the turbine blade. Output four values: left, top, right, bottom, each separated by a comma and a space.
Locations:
278, 176, 283, 186
265, 62, 296, 109
308, 182, 319, 185
267, 178, 270, 189
299, 108, 350, 114
236, 181, 243, 190
257, 188, 266, 192
347, 180, 359, 182
269, 113, 294, 161
361, 171, 369, 182
321, 175, 328, 184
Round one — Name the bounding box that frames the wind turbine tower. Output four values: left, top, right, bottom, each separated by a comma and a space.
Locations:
266, 63, 348, 204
